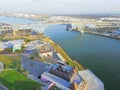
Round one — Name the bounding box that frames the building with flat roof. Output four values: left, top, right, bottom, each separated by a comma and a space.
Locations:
3, 39, 24, 48
41, 63, 83, 90
0, 39, 24, 52
38, 50, 53, 58
38, 44, 53, 58
49, 63, 78, 82
56, 53, 65, 61
25, 40, 46, 51
12, 44, 22, 52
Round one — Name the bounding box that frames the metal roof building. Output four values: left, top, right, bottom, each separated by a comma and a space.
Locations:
41, 72, 71, 90
41, 63, 83, 90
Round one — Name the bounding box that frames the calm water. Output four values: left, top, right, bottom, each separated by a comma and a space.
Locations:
1, 16, 120, 90
0, 16, 40, 24
44, 25, 120, 90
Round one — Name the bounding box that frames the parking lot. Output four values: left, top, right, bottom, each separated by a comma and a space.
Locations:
21, 55, 48, 77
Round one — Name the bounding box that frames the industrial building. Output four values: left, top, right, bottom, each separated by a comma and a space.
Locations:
0, 39, 24, 52
38, 44, 53, 58
41, 63, 83, 90
38, 50, 53, 58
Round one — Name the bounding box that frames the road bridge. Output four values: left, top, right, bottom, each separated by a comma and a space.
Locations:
1, 16, 120, 36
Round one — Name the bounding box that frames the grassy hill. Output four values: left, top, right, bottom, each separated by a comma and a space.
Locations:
0, 70, 41, 90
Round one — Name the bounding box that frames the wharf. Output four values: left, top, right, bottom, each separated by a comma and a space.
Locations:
85, 31, 120, 40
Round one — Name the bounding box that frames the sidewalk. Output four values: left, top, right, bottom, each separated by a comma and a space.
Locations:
78, 69, 104, 90
0, 84, 9, 90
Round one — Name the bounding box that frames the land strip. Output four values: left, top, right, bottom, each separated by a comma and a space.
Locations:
42, 37, 85, 70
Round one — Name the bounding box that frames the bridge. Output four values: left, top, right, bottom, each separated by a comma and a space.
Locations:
1, 16, 120, 36
0, 21, 49, 36
0, 18, 77, 36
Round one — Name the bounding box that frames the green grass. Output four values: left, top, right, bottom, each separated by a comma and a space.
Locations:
0, 70, 41, 90
43, 38, 85, 70
0, 55, 21, 69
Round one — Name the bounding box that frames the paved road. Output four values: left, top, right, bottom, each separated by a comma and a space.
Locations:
52, 51, 61, 61
78, 69, 104, 90
21, 55, 48, 77
0, 84, 9, 90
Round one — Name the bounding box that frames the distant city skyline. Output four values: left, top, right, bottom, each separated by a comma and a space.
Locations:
0, 0, 120, 15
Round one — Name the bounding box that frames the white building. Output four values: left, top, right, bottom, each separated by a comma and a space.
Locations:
56, 53, 65, 61
85, 24, 96, 28
38, 50, 53, 58
2, 39, 24, 52
12, 44, 22, 52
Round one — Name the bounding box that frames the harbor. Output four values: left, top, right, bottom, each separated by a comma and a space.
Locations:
44, 24, 120, 90
0, 15, 120, 90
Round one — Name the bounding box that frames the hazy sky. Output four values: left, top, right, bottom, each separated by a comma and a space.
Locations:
0, 0, 120, 14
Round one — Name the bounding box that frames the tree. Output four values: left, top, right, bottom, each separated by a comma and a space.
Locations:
24, 70, 29, 76
25, 39, 30, 42
5, 48, 12, 52
30, 56, 34, 60
21, 46, 25, 50
19, 67, 24, 73
15, 49, 21, 53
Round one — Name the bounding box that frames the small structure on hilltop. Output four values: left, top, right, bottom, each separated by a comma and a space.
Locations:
38, 50, 53, 58
38, 44, 53, 58
0, 62, 4, 72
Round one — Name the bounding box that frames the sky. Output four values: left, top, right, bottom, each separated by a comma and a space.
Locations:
0, 0, 120, 15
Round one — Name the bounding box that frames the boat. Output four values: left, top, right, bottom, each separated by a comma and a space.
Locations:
80, 30, 84, 34
66, 27, 72, 31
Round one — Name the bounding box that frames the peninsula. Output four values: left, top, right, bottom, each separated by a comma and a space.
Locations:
0, 13, 106, 90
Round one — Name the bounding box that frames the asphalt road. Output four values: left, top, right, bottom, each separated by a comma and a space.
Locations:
21, 55, 48, 77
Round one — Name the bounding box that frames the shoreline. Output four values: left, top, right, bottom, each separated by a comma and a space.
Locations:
42, 37, 104, 90
73, 29, 120, 40
85, 31, 120, 40
42, 37, 85, 70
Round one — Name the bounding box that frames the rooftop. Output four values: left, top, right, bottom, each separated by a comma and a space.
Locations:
0, 42, 5, 49
51, 63, 73, 73
41, 72, 71, 88
25, 40, 46, 51
78, 69, 104, 90
2, 39, 24, 48
42, 63, 83, 90
39, 50, 52, 53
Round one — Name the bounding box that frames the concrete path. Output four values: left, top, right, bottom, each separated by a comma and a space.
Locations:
0, 84, 9, 90
78, 69, 104, 90
21, 55, 48, 77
